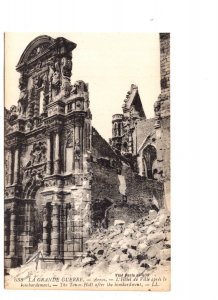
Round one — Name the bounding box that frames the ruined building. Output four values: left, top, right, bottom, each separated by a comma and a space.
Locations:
156, 33, 170, 210
4, 33, 170, 270
111, 32, 170, 210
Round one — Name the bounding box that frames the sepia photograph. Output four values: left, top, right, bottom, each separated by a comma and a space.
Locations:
4, 32, 170, 291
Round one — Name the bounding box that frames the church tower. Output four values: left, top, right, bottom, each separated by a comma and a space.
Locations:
111, 84, 146, 157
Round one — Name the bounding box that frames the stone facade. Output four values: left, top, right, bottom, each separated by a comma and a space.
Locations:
4, 36, 92, 269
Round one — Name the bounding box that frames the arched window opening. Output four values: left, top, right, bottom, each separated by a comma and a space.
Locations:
114, 123, 118, 137
118, 122, 121, 136
143, 145, 157, 179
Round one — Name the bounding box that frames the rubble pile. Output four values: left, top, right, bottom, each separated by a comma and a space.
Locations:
6, 209, 170, 280
81, 208, 171, 275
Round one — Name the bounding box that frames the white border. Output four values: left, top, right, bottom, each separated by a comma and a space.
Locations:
1, 0, 218, 299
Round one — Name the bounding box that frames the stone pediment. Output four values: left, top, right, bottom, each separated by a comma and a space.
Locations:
16, 35, 77, 72
16, 35, 54, 70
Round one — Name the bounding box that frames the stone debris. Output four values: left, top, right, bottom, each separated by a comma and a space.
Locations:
148, 209, 158, 220
81, 257, 96, 267
6, 209, 170, 280
82, 208, 170, 275
147, 231, 165, 245
114, 220, 125, 226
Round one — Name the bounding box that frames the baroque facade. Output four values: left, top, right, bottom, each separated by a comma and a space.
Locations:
4, 36, 92, 269
4, 33, 170, 270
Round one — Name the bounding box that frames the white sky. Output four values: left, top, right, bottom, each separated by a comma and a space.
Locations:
5, 32, 160, 141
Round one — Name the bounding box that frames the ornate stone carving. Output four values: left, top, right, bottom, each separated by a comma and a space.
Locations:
8, 105, 18, 122
25, 141, 47, 167
17, 74, 28, 117
48, 56, 72, 101
32, 169, 44, 186
49, 60, 61, 99
61, 57, 72, 78
17, 92, 28, 117
60, 79, 71, 98
33, 75, 44, 89
23, 163, 46, 183
29, 43, 50, 60
74, 139, 81, 159
66, 130, 74, 147
71, 80, 88, 95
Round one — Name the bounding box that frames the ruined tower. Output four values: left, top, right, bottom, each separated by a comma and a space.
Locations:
153, 33, 170, 210
4, 35, 92, 269
111, 84, 146, 158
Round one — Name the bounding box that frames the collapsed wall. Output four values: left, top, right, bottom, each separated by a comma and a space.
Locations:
91, 128, 164, 229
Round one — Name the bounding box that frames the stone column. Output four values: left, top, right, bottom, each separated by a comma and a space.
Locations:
54, 132, 60, 174
27, 101, 34, 119
34, 104, 39, 118
74, 123, 81, 172
89, 123, 92, 150
65, 204, 69, 240
46, 134, 52, 175
9, 203, 16, 257
42, 205, 49, 256
13, 148, 19, 184
24, 202, 29, 259
4, 209, 10, 255
24, 202, 34, 258
82, 192, 92, 244
80, 125, 84, 170
42, 90, 47, 114
128, 131, 133, 153
84, 123, 87, 154
85, 123, 90, 152
59, 204, 65, 258
33, 90, 40, 118
51, 203, 60, 257
7, 150, 12, 186
138, 154, 145, 177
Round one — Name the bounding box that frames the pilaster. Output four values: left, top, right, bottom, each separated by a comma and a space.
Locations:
54, 131, 60, 174
50, 203, 60, 257
13, 148, 19, 184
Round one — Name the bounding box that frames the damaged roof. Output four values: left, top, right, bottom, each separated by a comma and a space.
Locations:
136, 118, 156, 151
123, 84, 146, 118
92, 127, 117, 160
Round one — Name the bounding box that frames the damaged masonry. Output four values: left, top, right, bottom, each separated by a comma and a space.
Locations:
4, 34, 170, 279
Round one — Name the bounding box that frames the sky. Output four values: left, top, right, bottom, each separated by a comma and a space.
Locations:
5, 32, 160, 141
